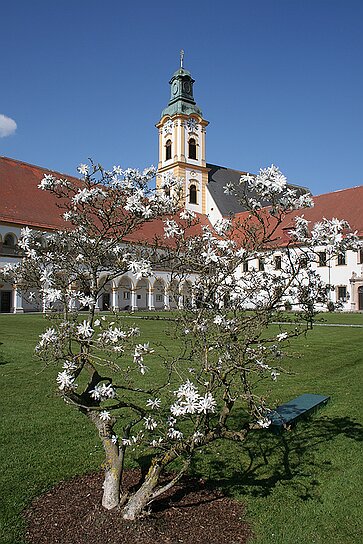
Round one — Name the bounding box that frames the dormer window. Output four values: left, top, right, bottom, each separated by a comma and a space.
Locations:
189, 184, 197, 204
188, 138, 197, 160
165, 140, 172, 161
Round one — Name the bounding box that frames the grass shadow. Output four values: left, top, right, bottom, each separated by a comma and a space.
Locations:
0, 345, 10, 365
192, 416, 363, 502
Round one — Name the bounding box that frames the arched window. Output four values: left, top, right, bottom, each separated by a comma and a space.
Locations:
165, 140, 172, 161
189, 184, 197, 204
39, 236, 47, 248
4, 234, 15, 247
188, 138, 197, 159
1, 233, 17, 256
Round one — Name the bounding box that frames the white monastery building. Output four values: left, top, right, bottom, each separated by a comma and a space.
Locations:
1, 58, 363, 312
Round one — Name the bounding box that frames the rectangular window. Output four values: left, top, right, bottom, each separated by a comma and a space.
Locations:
123, 292, 130, 300
274, 255, 282, 270
242, 260, 249, 272
258, 259, 265, 272
358, 248, 363, 264
337, 252, 346, 265
156, 294, 163, 302
137, 294, 141, 300
337, 286, 347, 301
318, 252, 327, 267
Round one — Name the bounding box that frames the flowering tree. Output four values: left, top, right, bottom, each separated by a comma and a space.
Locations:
2, 163, 360, 520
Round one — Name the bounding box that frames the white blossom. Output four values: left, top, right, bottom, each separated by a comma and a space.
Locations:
141, 205, 154, 219
73, 187, 107, 205
213, 315, 224, 325
100, 327, 127, 344
56, 370, 75, 390
201, 246, 219, 264
63, 359, 77, 371
223, 182, 235, 195
257, 417, 271, 428
38, 327, 58, 347
168, 428, 183, 440
197, 393, 217, 414
150, 437, 164, 447
63, 211, 73, 221
99, 410, 111, 422
146, 398, 161, 410
164, 219, 182, 239
128, 260, 152, 280
213, 218, 232, 235
113, 165, 123, 175
43, 288, 62, 303
143, 417, 158, 430
38, 174, 56, 190
77, 320, 94, 339
192, 431, 204, 444
77, 163, 89, 175
180, 209, 196, 220
39, 268, 53, 284
90, 383, 116, 400
171, 381, 216, 417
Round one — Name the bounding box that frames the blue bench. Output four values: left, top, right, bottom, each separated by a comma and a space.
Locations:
269, 393, 330, 431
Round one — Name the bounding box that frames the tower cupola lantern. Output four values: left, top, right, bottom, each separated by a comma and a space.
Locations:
161, 50, 203, 118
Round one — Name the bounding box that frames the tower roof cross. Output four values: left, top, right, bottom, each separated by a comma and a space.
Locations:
180, 49, 184, 68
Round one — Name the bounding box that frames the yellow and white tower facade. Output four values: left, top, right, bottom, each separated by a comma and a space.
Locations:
156, 53, 209, 214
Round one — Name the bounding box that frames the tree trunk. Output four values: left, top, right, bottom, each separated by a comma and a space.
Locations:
122, 462, 162, 520
88, 412, 123, 510
101, 437, 123, 510
102, 463, 122, 510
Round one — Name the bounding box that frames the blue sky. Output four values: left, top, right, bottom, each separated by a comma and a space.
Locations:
1, 0, 362, 195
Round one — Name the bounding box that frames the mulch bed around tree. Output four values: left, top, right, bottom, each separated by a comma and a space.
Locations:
24, 470, 252, 544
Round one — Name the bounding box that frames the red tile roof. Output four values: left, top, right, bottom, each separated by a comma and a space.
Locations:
1, 155, 361, 248
0, 156, 211, 243
123, 212, 212, 247
233, 185, 363, 246
0, 156, 70, 230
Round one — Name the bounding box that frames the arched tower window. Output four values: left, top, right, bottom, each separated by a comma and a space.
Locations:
189, 184, 197, 204
165, 140, 172, 161
188, 138, 197, 160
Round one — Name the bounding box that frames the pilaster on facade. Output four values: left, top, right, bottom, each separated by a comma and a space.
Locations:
12, 285, 24, 314
131, 289, 138, 312
111, 287, 119, 311
148, 287, 155, 311
95, 295, 101, 313
163, 290, 170, 310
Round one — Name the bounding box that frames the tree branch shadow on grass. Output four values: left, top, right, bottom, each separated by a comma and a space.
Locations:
192, 416, 363, 502
0, 344, 10, 365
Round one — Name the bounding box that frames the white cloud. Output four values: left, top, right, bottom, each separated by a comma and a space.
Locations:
0, 114, 17, 137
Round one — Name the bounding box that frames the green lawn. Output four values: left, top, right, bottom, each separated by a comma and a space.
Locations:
0, 312, 362, 544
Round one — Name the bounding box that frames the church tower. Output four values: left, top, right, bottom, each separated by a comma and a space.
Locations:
156, 52, 209, 214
